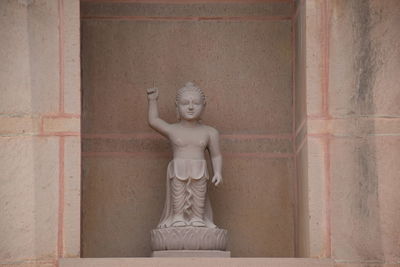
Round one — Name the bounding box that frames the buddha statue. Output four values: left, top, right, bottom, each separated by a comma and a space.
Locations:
146, 82, 228, 252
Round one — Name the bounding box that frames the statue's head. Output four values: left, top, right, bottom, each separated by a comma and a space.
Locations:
175, 82, 206, 121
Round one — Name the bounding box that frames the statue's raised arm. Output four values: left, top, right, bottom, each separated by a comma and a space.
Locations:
146, 87, 172, 137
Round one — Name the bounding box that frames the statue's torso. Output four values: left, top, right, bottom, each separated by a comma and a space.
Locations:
169, 124, 210, 160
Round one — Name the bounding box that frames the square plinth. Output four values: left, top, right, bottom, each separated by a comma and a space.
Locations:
152, 250, 231, 257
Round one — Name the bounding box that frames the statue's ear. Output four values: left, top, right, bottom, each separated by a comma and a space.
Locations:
176, 106, 180, 121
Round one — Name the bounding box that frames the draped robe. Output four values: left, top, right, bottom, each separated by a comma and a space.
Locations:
157, 158, 216, 228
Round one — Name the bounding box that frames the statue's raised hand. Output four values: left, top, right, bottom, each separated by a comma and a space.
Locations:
147, 87, 159, 101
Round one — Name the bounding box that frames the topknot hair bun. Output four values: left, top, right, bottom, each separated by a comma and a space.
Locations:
176, 82, 206, 104
185, 82, 195, 87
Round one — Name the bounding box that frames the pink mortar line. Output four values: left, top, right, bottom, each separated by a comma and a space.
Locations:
57, 136, 65, 260
308, 115, 400, 120
321, 0, 331, 120
81, 0, 293, 3
40, 132, 80, 137
58, 0, 65, 114
42, 114, 81, 118
1, 260, 57, 266
323, 131, 332, 258
81, 15, 292, 21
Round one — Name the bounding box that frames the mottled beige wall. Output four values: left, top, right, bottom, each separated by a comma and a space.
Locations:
1, 0, 399, 265
328, 0, 400, 264
0, 0, 81, 266
296, 0, 400, 264
81, 1, 295, 258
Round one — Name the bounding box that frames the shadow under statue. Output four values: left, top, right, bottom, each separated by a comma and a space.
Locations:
146, 82, 229, 257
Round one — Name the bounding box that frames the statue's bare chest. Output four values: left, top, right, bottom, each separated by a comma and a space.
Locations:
170, 129, 208, 149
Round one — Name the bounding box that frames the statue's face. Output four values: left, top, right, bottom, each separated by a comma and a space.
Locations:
177, 91, 205, 121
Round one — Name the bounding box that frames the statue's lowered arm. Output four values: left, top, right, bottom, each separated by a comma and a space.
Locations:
208, 128, 223, 186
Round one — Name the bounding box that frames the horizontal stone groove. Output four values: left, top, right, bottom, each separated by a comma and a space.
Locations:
82, 151, 294, 158
0, 114, 80, 136
0, 133, 80, 137
308, 117, 400, 136
82, 135, 293, 154
82, 133, 292, 139
308, 114, 400, 119
81, 15, 292, 21
0, 113, 80, 118
0, 259, 56, 265
308, 133, 400, 139
333, 259, 400, 264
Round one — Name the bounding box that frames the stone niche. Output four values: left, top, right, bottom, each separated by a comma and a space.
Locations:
81, 1, 295, 258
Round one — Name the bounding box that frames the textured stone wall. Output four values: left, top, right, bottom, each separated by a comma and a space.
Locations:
0, 0, 80, 266
2, 0, 399, 265
80, 1, 295, 258
328, 0, 400, 264
295, 0, 400, 265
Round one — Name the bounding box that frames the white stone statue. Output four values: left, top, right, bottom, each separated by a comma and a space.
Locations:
146, 82, 227, 252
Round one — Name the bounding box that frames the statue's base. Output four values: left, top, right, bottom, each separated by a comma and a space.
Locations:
151, 227, 228, 251
152, 250, 231, 257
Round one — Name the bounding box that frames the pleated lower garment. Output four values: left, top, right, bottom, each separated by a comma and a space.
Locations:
157, 159, 216, 228
171, 175, 207, 220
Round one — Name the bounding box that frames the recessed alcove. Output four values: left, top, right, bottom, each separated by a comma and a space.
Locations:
81, 0, 297, 258
2, 0, 398, 265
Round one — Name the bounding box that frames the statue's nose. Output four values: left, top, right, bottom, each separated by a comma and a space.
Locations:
188, 103, 194, 109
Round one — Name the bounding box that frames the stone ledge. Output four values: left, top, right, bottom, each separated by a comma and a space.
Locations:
152, 250, 230, 258
60, 258, 334, 267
